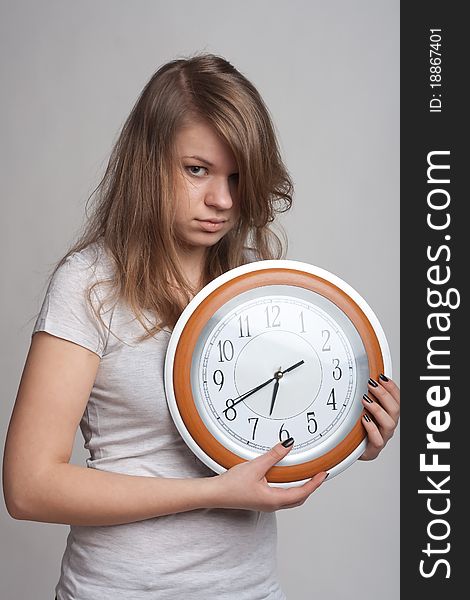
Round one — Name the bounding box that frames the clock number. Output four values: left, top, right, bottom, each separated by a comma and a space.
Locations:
212, 369, 224, 391
238, 314, 251, 338
223, 399, 237, 421
248, 417, 259, 440
217, 339, 234, 362
299, 311, 307, 333
327, 388, 337, 411
332, 358, 342, 380
321, 330, 331, 351
265, 305, 281, 328
279, 423, 290, 443
306, 411, 318, 434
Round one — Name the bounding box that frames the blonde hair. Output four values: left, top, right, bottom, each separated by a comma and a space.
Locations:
53, 53, 293, 340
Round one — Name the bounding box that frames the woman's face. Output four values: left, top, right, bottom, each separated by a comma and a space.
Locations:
173, 119, 240, 253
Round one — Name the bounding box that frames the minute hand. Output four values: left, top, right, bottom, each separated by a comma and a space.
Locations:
225, 375, 277, 411
225, 359, 305, 411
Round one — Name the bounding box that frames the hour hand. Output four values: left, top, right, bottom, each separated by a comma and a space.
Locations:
269, 378, 280, 416
226, 373, 276, 410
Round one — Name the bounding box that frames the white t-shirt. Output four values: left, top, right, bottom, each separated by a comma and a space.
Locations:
33, 241, 286, 600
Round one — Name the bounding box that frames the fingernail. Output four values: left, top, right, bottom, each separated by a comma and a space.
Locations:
282, 437, 294, 447
379, 373, 389, 382
363, 393, 373, 404
368, 378, 378, 388
363, 413, 372, 422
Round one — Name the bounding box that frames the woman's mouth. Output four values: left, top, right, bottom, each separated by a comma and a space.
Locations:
196, 219, 226, 232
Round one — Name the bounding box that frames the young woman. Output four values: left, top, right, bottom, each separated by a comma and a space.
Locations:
3, 54, 400, 599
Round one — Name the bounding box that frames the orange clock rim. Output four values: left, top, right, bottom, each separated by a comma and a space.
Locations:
172, 268, 384, 483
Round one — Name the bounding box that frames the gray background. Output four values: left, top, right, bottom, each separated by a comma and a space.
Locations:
0, 1, 400, 599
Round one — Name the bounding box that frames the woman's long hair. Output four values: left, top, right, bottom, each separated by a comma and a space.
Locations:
52, 53, 293, 340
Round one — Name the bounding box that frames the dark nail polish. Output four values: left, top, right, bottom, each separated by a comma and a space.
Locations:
282, 437, 294, 447
363, 394, 373, 404
363, 413, 372, 423
368, 378, 378, 388
379, 373, 389, 382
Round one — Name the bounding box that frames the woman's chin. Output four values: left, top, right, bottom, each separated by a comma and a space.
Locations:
178, 232, 226, 252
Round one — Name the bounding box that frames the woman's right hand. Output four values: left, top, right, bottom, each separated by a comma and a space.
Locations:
210, 440, 328, 512
4, 332, 326, 525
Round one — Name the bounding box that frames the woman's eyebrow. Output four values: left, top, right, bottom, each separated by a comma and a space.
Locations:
182, 155, 214, 167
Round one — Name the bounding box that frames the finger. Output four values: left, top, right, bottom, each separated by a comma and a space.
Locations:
367, 378, 400, 422
378, 374, 401, 406
362, 412, 385, 454
273, 471, 328, 509
251, 439, 295, 478
362, 394, 396, 440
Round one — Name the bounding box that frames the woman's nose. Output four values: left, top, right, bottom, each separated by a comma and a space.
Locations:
204, 177, 233, 210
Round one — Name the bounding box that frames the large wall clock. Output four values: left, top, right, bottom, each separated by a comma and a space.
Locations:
164, 260, 392, 486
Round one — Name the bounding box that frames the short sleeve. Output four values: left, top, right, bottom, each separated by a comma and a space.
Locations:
32, 252, 109, 357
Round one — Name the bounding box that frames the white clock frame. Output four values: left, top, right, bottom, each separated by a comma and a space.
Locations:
164, 260, 392, 487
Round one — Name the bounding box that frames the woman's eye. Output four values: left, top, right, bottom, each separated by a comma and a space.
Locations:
186, 166, 208, 177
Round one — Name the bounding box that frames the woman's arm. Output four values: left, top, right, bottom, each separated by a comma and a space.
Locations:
3, 332, 325, 526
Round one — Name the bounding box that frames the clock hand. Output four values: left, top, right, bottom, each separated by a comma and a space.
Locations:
281, 359, 305, 374
269, 377, 280, 416
269, 360, 304, 416
224, 360, 306, 414
224, 374, 277, 411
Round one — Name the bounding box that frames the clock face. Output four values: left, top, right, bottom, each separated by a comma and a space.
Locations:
191, 286, 369, 466
164, 260, 391, 485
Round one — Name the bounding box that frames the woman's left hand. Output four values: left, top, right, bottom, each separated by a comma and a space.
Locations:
359, 375, 400, 461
